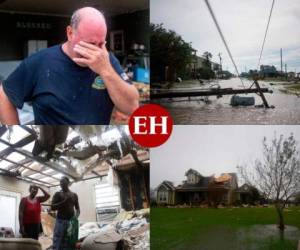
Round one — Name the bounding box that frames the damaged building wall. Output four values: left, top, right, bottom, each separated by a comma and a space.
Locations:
116, 166, 149, 211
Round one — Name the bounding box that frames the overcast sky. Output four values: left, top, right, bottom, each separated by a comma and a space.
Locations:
150, 0, 300, 73
151, 125, 300, 188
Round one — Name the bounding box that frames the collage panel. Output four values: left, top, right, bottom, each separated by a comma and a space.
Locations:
0, 125, 149, 249
150, 0, 300, 125
0, 0, 299, 249
0, 0, 149, 125
151, 125, 300, 250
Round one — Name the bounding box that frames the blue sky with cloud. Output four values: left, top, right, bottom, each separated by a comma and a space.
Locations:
151, 0, 300, 73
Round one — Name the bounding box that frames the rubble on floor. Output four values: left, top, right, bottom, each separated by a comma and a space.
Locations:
79, 222, 103, 240
79, 208, 150, 250
39, 236, 52, 250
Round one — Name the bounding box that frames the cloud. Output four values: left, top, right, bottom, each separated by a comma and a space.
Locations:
151, 0, 300, 73
150, 125, 300, 188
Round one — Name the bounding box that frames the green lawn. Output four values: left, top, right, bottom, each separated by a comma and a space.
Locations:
151, 207, 300, 250
287, 84, 300, 91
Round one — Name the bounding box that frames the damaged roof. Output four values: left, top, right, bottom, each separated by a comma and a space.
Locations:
157, 171, 238, 192
0, 125, 148, 187
177, 176, 212, 191
214, 173, 232, 183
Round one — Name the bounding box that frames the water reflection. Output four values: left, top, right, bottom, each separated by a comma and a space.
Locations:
153, 78, 300, 124
179, 224, 300, 250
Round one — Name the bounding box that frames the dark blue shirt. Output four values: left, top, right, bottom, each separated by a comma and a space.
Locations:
3, 45, 129, 124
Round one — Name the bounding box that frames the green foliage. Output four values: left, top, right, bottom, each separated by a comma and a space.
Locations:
195, 51, 215, 79
198, 67, 215, 79
202, 51, 212, 68
150, 23, 195, 82
249, 186, 261, 204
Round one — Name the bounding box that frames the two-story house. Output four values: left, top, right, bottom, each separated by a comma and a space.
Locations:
156, 168, 242, 206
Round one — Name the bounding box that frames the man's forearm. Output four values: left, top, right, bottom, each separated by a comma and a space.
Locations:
39, 187, 50, 201
75, 209, 80, 218
72, 41, 139, 114
101, 67, 139, 115
51, 199, 67, 210
0, 85, 20, 124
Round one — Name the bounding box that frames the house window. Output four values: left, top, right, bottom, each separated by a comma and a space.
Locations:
27, 40, 48, 57
95, 176, 120, 223
188, 174, 195, 183
159, 191, 167, 202
110, 30, 124, 54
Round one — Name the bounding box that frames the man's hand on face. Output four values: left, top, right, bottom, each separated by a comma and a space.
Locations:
73, 41, 112, 76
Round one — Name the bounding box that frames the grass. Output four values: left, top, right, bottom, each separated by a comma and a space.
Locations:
151, 207, 300, 250
279, 84, 300, 95
287, 84, 300, 91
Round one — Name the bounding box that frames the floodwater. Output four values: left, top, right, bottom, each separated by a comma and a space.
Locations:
152, 78, 300, 124
178, 225, 300, 250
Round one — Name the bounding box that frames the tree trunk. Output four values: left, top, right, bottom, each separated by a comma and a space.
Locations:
275, 204, 285, 231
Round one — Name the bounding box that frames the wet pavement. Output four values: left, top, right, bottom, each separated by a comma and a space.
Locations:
152, 78, 300, 124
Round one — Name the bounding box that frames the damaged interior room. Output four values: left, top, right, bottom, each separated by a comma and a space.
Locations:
0, 125, 149, 250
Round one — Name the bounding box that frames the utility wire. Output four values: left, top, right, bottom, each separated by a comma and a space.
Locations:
204, 0, 245, 88
257, 0, 275, 71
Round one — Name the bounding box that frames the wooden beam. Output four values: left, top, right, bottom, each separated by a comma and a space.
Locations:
253, 80, 270, 108
127, 175, 135, 210
20, 125, 37, 136
0, 134, 36, 158
0, 167, 51, 187
0, 126, 7, 137
0, 157, 60, 181
142, 171, 149, 207
151, 87, 272, 99
6, 158, 32, 171
0, 139, 81, 180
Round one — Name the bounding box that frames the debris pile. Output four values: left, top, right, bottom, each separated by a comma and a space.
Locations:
79, 209, 150, 250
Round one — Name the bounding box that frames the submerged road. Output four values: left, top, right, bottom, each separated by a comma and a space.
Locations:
152, 78, 300, 124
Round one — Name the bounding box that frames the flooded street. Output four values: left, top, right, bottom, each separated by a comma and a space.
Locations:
153, 78, 300, 124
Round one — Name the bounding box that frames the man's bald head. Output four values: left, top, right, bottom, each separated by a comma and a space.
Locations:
70, 7, 106, 32
64, 7, 107, 65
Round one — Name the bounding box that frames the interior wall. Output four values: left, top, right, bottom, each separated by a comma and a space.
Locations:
0, 175, 51, 206
0, 175, 48, 237
50, 178, 99, 223
0, 13, 68, 61
0, 175, 32, 196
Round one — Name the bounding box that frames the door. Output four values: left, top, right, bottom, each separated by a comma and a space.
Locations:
0, 189, 21, 236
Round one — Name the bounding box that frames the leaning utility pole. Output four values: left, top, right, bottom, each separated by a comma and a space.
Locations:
218, 53, 222, 78
285, 63, 287, 80
280, 48, 283, 75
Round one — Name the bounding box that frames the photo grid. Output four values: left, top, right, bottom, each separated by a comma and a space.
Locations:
0, 0, 300, 250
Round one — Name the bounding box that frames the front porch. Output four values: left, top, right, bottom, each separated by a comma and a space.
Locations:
176, 191, 209, 205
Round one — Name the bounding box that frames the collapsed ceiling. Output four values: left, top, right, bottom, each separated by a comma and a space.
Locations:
0, 125, 149, 187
